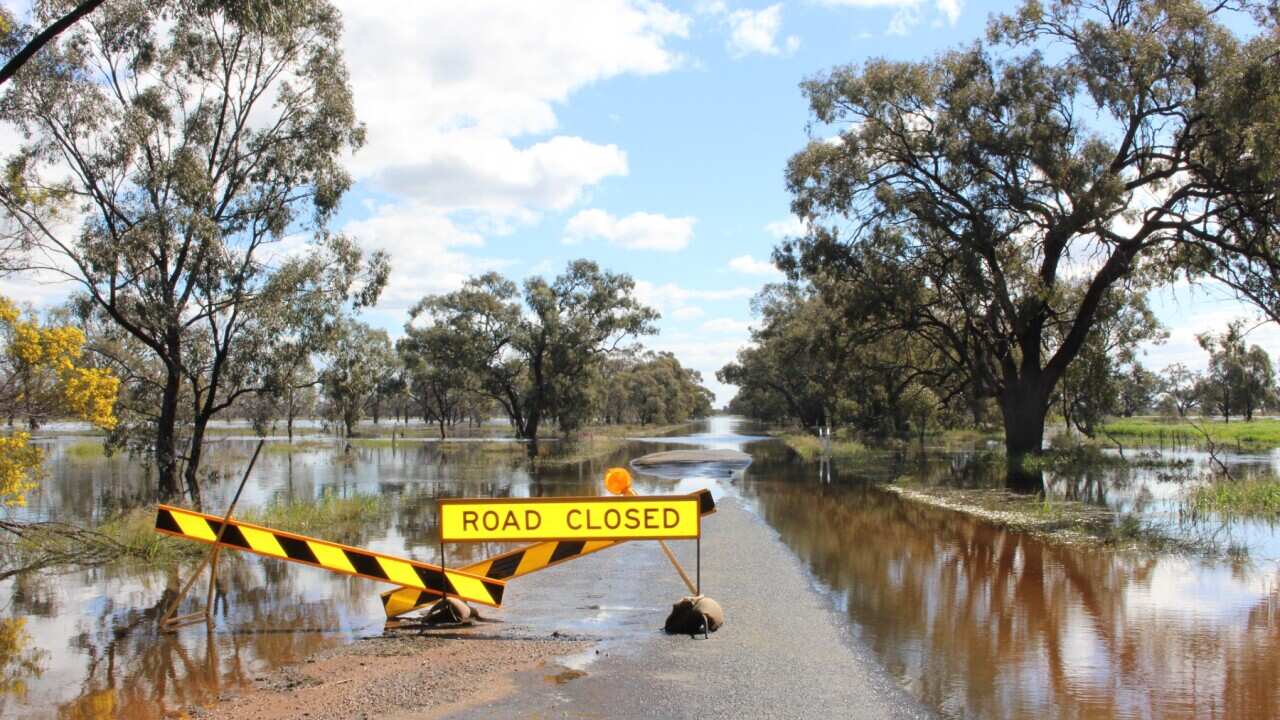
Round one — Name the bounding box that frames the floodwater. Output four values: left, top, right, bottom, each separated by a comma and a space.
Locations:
2, 418, 1278, 718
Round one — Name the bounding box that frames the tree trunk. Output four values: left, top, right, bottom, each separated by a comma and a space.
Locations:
184, 415, 209, 505
1000, 379, 1048, 493
523, 407, 541, 458
155, 366, 182, 498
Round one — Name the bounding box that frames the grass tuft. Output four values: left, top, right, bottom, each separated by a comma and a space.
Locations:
1101, 417, 1280, 448
51, 492, 389, 570
1188, 478, 1280, 517
782, 433, 866, 461
63, 441, 107, 460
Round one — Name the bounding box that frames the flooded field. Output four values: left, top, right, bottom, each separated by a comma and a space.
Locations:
3, 418, 1278, 718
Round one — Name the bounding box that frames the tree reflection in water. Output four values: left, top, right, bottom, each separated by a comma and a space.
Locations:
51, 559, 353, 719
741, 460, 1280, 719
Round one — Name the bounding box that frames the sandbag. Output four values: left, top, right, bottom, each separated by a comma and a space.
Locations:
664, 595, 724, 636
423, 596, 474, 625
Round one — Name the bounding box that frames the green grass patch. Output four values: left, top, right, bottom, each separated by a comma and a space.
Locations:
348, 437, 398, 449
782, 433, 866, 462
97, 508, 206, 564
81, 489, 384, 563
261, 439, 334, 454
933, 428, 1003, 444
535, 435, 626, 467
1102, 417, 1280, 448
1188, 478, 1280, 517
63, 440, 107, 460
239, 493, 387, 545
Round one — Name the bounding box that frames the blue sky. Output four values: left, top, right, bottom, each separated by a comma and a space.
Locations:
5, 0, 1276, 403
323, 0, 1010, 404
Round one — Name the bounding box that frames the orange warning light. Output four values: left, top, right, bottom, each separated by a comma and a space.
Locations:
604, 467, 633, 495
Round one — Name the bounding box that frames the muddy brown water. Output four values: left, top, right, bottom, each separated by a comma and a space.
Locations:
2, 418, 1278, 718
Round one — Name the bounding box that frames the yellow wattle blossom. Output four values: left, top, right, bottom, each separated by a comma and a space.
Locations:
1, 295, 120, 506
0, 616, 46, 699
0, 433, 40, 508
61, 366, 119, 431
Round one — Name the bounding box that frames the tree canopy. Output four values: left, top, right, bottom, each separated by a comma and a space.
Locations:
777, 0, 1280, 463
409, 261, 659, 450
0, 0, 386, 499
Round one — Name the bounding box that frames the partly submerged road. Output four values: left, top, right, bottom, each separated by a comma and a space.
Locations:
450, 493, 932, 719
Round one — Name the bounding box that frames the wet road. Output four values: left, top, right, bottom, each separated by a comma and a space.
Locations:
453, 495, 932, 720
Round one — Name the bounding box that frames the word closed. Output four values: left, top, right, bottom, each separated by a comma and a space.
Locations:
439, 496, 701, 542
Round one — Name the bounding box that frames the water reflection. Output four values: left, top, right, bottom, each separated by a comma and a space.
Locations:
740, 468, 1280, 719
6, 421, 1280, 719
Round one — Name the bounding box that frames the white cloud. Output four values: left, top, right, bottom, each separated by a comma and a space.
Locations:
634, 281, 756, 312
816, 0, 961, 33
339, 1, 689, 214
373, 134, 628, 214
671, 306, 706, 320
886, 6, 921, 35
564, 209, 695, 251
728, 254, 782, 277
936, 0, 962, 25
701, 317, 752, 333
1141, 283, 1280, 375
722, 4, 799, 58
646, 333, 752, 405
817, 0, 917, 5
764, 215, 808, 239
701, 2, 799, 58
341, 203, 513, 310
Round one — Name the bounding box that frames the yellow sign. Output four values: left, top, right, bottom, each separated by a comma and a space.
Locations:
439, 496, 700, 542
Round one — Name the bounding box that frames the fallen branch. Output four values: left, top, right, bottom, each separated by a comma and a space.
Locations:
0, 519, 126, 581
1184, 417, 1233, 479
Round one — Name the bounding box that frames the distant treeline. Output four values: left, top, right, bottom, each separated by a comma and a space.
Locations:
236, 264, 715, 442
721, 283, 1278, 440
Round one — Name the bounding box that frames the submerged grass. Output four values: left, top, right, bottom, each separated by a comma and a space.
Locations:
260, 439, 334, 454
884, 483, 1199, 554
1101, 417, 1280, 448
63, 441, 107, 460
240, 493, 386, 545
534, 422, 698, 467
5, 492, 390, 575
1188, 478, 1280, 517
781, 433, 866, 462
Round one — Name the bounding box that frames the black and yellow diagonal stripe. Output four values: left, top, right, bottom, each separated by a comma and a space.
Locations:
155, 505, 505, 608
381, 489, 716, 618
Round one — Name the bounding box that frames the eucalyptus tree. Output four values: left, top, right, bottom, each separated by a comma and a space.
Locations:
1158, 363, 1201, 418
0, 0, 385, 498
609, 352, 714, 426
0, 0, 106, 87
781, 0, 1277, 462
320, 320, 394, 438
411, 261, 657, 451
1197, 321, 1277, 421
1188, 2, 1280, 324
398, 301, 475, 439
1054, 287, 1163, 435
719, 282, 948, 437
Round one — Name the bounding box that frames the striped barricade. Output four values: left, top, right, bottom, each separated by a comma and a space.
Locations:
380, 488, 716, 618
154, 504, 506, 607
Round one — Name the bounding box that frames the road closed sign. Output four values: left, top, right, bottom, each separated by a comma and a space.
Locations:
439, 495, 701, 542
